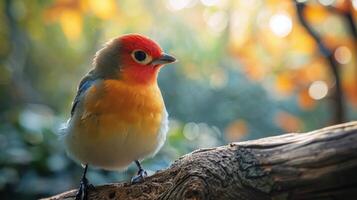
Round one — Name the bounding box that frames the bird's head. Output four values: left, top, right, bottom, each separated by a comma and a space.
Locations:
93, 34, 176, 84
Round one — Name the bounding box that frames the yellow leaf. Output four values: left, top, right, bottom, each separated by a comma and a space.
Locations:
44, 0, 85, 23
60, 10, 82, 41
304, 4, 329, 24
275, 73, 294, 95
290, 26, 316, 54
88, 0, 116, 19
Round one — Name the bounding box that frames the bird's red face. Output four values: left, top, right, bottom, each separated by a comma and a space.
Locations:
118, 34, 176, 84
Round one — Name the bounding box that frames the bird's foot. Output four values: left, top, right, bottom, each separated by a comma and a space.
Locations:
75, 177, 94, 200
131, 168, 148, 184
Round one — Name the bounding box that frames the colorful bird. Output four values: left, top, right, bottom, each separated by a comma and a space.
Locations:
63, 34, 176, 200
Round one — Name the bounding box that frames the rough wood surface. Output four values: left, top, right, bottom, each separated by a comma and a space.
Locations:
43, 121, 357, 200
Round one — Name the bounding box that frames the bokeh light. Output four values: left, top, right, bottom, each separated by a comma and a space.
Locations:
166, 0, 192, 11
203, 10, 228, 33
200, 0, 220, 7
269, 13, 293, 37
353, 0, 357, 10
308, 81, 329, 100
334, 46, 352, 65
183, 122, 200, 140
318, 0, 336, 6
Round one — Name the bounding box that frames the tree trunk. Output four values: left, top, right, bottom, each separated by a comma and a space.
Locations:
43, 121, 357, 200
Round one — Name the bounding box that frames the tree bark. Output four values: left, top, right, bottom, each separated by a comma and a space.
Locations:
43, 121, 357, 200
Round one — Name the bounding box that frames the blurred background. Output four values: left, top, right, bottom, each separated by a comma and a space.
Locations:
0, 0, 357, 199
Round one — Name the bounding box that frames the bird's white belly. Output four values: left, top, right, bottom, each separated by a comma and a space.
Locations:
63, 111, 168, 171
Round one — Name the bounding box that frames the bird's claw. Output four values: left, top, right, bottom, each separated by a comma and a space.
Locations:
75, 177, 94, 200
131, 169, 148, 184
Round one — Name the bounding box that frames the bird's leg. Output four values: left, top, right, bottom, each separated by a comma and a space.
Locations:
131, 160, 148, 184
75, 164, 94, 200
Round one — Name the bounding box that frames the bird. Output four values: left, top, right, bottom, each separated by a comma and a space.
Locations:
62, 34, 176, 200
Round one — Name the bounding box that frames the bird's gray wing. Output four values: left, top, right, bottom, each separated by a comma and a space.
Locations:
70, 70, 96, 116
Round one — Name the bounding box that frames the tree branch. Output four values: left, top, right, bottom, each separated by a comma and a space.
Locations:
327, 2, 357, 46
43, 121, 357, 200
328, 1, 357, 91
344, 9, 357, 43
343, 5, 357, 93
294, 1, 345, 124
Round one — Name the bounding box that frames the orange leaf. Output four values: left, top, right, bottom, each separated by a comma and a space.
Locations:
298, 89, 315, 110
303, 4, 329, 24
275, 111, 302, 132
225, 120, 248, 142
334, 0, 352, 13
275, 73, 295, 95
344, 77, 357, 107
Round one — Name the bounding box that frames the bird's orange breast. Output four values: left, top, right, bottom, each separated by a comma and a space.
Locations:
82, 79, 165, 136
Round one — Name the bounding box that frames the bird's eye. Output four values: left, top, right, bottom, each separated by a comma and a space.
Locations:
134, 51, 146, 61
132, 50, 152, 65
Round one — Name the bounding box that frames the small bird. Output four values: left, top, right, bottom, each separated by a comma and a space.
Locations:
63, 34, 176, 200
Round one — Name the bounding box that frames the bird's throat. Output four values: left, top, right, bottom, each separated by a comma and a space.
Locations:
121, 65, 160, 85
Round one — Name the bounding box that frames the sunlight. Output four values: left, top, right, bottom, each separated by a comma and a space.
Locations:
318, 0, 335, 6
269, 13, 292, 38
167, 0, 192, 11
353, 0, 357, 10
308, 81, 328, 100
230, 11, 250, 47
201, 0, 220, 7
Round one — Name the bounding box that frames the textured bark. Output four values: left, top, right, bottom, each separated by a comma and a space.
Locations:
43, 121, 357, 200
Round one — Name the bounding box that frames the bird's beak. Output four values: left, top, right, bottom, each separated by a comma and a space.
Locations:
151, 53, 177, 65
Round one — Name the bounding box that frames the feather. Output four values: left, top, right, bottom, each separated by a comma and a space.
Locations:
71, 70, 96, 116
